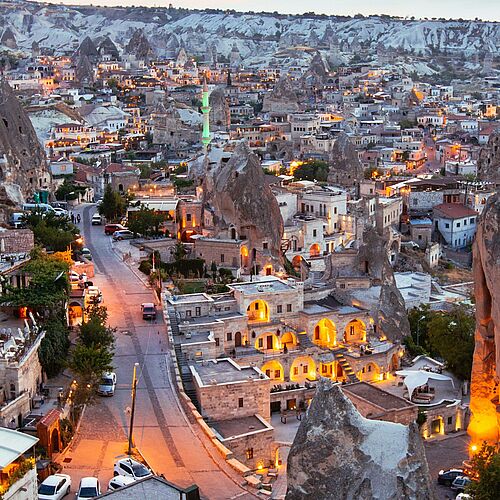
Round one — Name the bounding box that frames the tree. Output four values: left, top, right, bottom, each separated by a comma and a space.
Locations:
55, 179, 86, 201
128, 207, 166, 237
79, 305, 115, 351
466, 443, 500, 499
172, 242, 186, 262
98, 184, 126, 222
293, 160, 329, 182
38, 317, 71, 377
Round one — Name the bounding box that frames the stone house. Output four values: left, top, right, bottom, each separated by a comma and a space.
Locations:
433, 203, 478, 249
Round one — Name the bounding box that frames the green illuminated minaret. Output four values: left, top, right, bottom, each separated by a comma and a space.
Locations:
201, 77, 211, 149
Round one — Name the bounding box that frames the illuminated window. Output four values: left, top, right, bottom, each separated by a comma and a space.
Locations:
246, 448, 254, 459
303, 365, 308, 374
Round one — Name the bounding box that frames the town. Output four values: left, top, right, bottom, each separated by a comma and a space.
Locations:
0, 1, 499, 499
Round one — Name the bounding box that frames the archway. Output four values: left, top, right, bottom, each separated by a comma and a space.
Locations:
118, 183, 124, 192
51, 428, 60, 453
247, 299, 270, 323
320, 362, 334, 379
234, 331, 242, 348
290, 356, 316, 383
359, 362, 380, 382
313, 318, 336, 347
390, 353, 400, 372
230, 227, 237, 240
181, 229, 198, 242
343, 319, 366, 343
69, 301, 83, 327
281, 331, 296, 348
240, 246, 249, 267
264, 264, 272, 276
261, 360, 284, 382
255, 332, 279, 351
291, 255, 302, 269
309, 243, 321, 258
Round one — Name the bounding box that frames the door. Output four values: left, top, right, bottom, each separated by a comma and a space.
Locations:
266, 335, 273, 350
270, 401, 281, 413
287, 398, 296, 410
234, 331, 242, 347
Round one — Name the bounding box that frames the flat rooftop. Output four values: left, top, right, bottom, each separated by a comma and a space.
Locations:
343, 382, 412, 410
168, 293, 212, 305
228, 278, 294, 295
211, 415, 269, 439
191, 359, 265, 385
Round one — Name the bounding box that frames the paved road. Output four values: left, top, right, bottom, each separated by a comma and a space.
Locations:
59, 204, 256, 499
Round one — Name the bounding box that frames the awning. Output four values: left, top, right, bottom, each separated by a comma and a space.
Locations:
0, 428, 38, 468
396, 370, 455, 400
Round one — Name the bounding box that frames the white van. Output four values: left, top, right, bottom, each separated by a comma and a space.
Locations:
22, 203, 55, 214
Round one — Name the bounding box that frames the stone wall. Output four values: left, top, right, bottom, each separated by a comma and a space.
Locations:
195, 377, 271, 422
0, 229, 34, 253
194, 238, 243, 269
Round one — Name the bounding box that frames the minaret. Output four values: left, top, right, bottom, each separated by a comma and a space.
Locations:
201, 76, 211, 149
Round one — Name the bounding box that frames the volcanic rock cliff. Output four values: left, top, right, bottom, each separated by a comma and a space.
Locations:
262, 76, 300, 113
328, 132, 364, 187
468, 194, 500, 445
125, 29, 153, 60
202, 141, 284, 270
477, 129, 500, 185
209, 87, 230, 132
0, 80, 50, 220
286, 380, 434, 500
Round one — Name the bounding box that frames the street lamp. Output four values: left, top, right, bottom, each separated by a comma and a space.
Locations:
127, 362, 139, 455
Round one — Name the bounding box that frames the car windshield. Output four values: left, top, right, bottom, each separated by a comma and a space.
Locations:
39, 484, 56, 495
132, 463, 150, 477
143, 307, 154, 313
101, 377, 113, 385
78, 487, 98, 497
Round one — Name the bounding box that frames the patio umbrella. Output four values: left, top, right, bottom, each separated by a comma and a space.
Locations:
395, 370, 455, 399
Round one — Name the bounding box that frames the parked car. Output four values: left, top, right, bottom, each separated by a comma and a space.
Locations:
75, 477, 100, 500
104, 223, 126, 235
141, 303, 157, 320
437, 468, 464, 486
80, 248, 92, 260
107, 476, 135, 492
112, 229, 140, 241
91, 214, 102, 225
87, 285, 102, 304
53, 207, 68, 217
97, 372, 116, 396
451, 476, 471, 493
69, 271, 80, 282
38, 473, 71, 500
456, 494, 472, 500
113, 458, 152, 480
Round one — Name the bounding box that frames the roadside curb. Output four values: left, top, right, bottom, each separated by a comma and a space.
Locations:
111, 243, 151, 288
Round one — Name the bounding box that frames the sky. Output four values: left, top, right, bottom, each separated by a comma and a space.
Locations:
35, 0, 500, 22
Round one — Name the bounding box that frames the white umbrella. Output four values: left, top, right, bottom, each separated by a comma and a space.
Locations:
396, 370, 455, 399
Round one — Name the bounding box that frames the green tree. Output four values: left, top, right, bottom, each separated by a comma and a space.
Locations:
128, 207, 166, 237
38, 317, 71, 377
172, 242, 186, 262
98, 184, 126, 222
294, 160, 330, 182
466, 443, 500, 499
426, 305, 475, 380
55, 180, 86, 201
79, 305, 115, 351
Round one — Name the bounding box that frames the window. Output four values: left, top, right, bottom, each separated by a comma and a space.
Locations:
303, 365, 308, 374
368, 365, 372, 372
445, 223, 450, 229
350, 325, 355, 335
195, 307, 201, 316
186, 213, 192, 222
238, 398, 244, 408
277, 305, 283, 313
293, 367, 298, 376
227, 332, 232, 341
287, 304, 292, 312
258, 338, 263, 348
246, 448, 254, 460
263, 242, 268, 250
418, 235, 422, 240
215, 338, 220, 347
456, 222, 461, 228
274, 370, 281, 379
185, 310, 191, 317
220, 254, 225, 263
313, 229, 317, 237
339, 283, 346, 289
447, 416, 452, 425
470, 218, 475, 223
334, 207, 337, 214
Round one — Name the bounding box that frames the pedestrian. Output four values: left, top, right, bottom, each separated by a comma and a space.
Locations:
77, 213, 81, 223
71, 213, 75, 223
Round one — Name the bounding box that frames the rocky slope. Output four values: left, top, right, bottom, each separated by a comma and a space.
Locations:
0, 80, 51, 220
1, 2, 498, 72
468, 136, 500, 446
201, 141, 284, 270
327, 132, 365, 187
287, 379, 434, 500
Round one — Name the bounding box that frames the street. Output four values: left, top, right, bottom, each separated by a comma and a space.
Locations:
58, 204, 256, 499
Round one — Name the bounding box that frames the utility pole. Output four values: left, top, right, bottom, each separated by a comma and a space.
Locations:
127, 362, 139, 455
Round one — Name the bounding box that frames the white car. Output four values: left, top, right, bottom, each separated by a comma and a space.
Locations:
97, 372, 116, 396
91, 214, 102, 225
76, 477, 100, 500
107, 475, 135, 491
53, 207, 69, 217
113, 458, 152, 480
87, 286, 102, 304
38, 473, 71, 499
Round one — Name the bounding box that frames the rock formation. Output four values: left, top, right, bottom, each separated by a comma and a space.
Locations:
468, 193, 500, 446
0, 28, 17, 50
300, 51, 329, 88
477, 129, 500, 185
209, 86, 230, 132
328, 132, 364, 187
125, 29, 153, 60
97, 36, 119, 60
262, 76, 300, 113
202, 141, 284, 271
76, 36, 99, 62
287, 380, 434, 500
0, 80, 51, 220
75, 54, 94, 84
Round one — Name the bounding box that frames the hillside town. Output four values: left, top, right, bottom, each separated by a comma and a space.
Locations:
0, 2, 499, 500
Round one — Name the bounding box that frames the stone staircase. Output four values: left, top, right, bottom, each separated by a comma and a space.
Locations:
334, 350, 360, 384
168, 306, 200, 411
